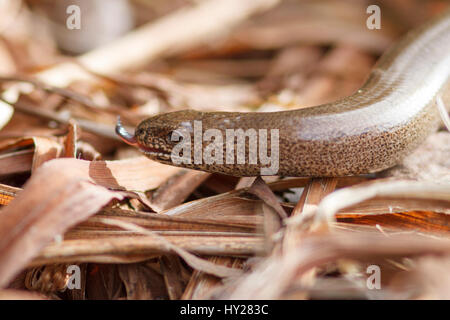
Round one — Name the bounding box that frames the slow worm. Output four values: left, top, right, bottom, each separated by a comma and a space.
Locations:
116, 9, 450, 177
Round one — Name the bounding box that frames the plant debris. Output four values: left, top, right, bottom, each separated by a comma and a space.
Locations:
0, 0, 449, 300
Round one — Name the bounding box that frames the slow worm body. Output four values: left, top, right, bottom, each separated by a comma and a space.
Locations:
117, 10, 450, 177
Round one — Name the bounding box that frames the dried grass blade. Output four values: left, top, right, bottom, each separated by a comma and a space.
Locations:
96, 218, 243, 278
315, 179, 450, 226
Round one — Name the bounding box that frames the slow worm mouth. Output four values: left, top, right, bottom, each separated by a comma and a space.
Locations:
115, 117, 172, 158
138, 145, 172, 157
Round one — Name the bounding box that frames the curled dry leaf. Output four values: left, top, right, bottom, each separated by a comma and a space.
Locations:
25, 188, 268, 268
87, 157, 182, 191
0, 139, 182, 190
0, 149, 33, 177
247, 176, 287, 219
0, 159, 126, 287
0, 155, 186, 287
0, 137, 63, 175
25, 264, 72, 293
149, 170, 211, 212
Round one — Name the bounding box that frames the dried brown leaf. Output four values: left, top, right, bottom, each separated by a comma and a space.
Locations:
0, 159, 128, 287
149, 170, 210, 212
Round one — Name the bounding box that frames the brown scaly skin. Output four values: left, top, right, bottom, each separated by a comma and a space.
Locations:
117, 10, 450, 177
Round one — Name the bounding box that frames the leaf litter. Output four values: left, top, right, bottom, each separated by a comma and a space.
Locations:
0, 0, 449, 300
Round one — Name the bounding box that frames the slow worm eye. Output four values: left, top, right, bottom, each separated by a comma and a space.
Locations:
166, 132, 173, 143
166, 131, 183, 144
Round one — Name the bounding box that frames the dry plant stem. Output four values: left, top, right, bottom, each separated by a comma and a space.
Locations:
0, 75, 140, 123
181, 177, 276, 299
0, 75, 100, 109
95, 218, 243, 278
31, 233, 263, 265
35, 0, 280, 87
283, 178, 337, 251
0, 97, 121, 140
337, 211, 450, 234
338, 198, 450, 215
85, 210, 256, 233
314, 180, 450, 226
436, 96, 450, 131
225, 233, 450, 299
63, 121, 77, 158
